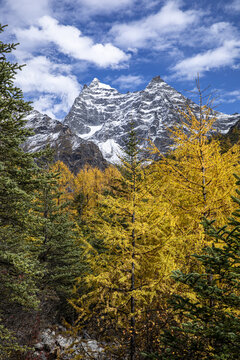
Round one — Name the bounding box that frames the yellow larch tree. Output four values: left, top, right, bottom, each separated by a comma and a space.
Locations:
74, 164, 104, 216
69, 124, 177, 359
151, 82, 240, 268
50, 160, 76, 207
74, 164, 121, 219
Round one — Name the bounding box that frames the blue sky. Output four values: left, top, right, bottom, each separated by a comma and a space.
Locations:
1, 0, 240, 119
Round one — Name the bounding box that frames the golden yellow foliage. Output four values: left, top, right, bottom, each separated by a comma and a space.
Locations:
74, 164, 121, 218
50, 161, 76, 204
151, 95, 240, 269
70, 131, 179, 358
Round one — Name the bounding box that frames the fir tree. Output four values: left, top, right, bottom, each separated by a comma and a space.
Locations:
154, 174, 240, 360
0, 24, 42, 357
33, 157, 82, 319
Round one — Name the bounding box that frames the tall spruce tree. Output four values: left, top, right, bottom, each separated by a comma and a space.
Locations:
0, 24, 42, 357
153, 174, 240, 360
33, 157, 82, 319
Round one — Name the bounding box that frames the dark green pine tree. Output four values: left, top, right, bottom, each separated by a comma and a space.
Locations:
153, 174, 240, 360
0, 24, 42, 356
33, 156, 83, 319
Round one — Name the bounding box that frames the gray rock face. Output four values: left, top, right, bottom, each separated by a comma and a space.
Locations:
23, 110, 108, 173
64, 76, 240, 163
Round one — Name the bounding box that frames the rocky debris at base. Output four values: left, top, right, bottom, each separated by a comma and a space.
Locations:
33, 327, 105, 359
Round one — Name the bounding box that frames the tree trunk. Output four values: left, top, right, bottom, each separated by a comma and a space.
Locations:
130, 159, 136, 360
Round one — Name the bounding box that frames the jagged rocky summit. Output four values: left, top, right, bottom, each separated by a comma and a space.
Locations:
23, 110, 108, 173
63, 76, 240, 163
24, 76, 240, 170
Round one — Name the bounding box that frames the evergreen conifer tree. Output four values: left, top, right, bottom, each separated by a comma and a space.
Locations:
0, 24, 42, 357
33, 157, 82, 319
154, 174, 240, 360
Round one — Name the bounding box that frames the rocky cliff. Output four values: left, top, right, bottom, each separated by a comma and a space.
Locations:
23, 110, 108, 173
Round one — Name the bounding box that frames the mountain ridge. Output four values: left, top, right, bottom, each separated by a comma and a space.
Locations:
23, 76, 240, 171
23, 110, 108, 173
63, 76, 240, 162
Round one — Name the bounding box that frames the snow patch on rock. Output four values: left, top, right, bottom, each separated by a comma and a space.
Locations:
99, 139, 123, 163
79, 124, 103, 139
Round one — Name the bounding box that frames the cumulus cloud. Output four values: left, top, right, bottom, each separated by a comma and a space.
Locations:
1, 0, 50, 26
171, 40, 240, 80
110, 0, 199, 48
14, 56, 81, 118
113, 74, 145, 89
15, 16, 129, 67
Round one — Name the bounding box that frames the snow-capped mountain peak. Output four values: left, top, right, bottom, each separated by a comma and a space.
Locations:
88, 77, 114, 90
63, 76, 240, 163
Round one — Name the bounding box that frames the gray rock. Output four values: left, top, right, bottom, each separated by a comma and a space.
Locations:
23, 77, 240, 167
33, 327, 105, 359
64, 76, 240, 162
23, 110, 108, 173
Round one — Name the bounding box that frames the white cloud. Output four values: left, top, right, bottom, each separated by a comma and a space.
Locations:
113, 75, 145, 89
15, 16, 130, 68
171, 40, 240, 80
213, 89, 240, 108
207, 22, 238, 44
166, 19, 240, 80
190, 22, 240, 50
14, 56, 81, 118
76, 0, 136, 14
32, 95, 57, 119
225, 0, 240, 12
110, 0, 198, 48
1, 0, 50, 26
225, 90, 240, 101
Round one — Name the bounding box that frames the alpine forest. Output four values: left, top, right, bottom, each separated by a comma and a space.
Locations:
1, 24, 240, 360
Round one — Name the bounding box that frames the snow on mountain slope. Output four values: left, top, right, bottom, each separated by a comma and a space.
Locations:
23, 110, 108, 173
64, 76, 240, 162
